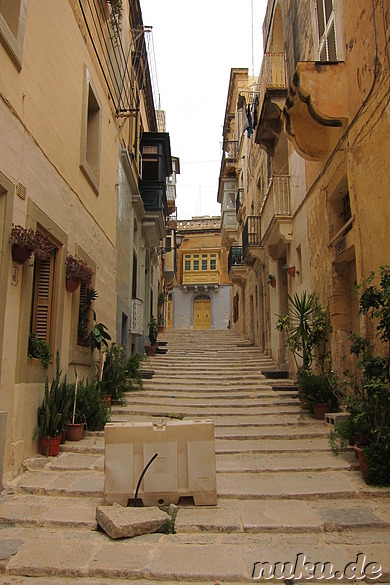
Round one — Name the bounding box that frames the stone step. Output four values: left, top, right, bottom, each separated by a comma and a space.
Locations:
216, 470, 390, 500
174, 497, 390, 533
0, 524, 389, 582
113, 405, 301, 417
122, 397, 299, 408
128, 389, 298, 399
0, 494, 100, 529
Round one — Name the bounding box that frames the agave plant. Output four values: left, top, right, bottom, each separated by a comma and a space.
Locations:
276, 291, 331, 370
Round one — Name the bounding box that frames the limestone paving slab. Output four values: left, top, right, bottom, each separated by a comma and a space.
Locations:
13, 470, 104, 497
215, 437, 332, 453
96, 504, 170, 539
216, 470, 369, 499
0, 494, 99, 528
216, 451, 357, 472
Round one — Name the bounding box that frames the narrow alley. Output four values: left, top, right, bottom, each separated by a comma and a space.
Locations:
0, 330, 389, 583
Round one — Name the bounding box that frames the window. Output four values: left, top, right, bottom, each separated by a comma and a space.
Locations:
30, 236, 59, 350
202, 259, 208, 271
142, 145, 159, 180
316, 0, 337, 61
80, 66, 102, 193
328, 176, 354, 243
0, 0, 28, 69
193, 260, 199, 271
210, 259, 217, 270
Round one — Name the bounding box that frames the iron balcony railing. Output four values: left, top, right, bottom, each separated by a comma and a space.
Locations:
236, 188, 244, 217
258, 52, 288, 109
228, 246, 244, 274
242, 216, 261, 258
260, 175, 291, 240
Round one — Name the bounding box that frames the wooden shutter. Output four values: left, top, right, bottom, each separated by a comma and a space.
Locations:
32, 253, 55, 342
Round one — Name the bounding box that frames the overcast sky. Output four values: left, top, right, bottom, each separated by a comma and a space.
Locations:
140, 1, 267, 220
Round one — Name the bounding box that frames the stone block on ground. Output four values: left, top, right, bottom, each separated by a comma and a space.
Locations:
96, 503, 170, 539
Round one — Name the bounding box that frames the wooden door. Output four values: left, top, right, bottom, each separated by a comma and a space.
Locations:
193, 298, 211, 330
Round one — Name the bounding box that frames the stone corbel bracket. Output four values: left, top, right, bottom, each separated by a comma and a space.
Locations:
282, 62, 349, 160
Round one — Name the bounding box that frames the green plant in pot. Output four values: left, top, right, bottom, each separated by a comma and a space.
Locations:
35, 354, 72, 456
298, 368, 340, 419
329, 266, 390, 485
276, 291, 338, 419
74, 378, 111, 431
276, 291, 331, 371
28, 333, 53, 369
99, 344, 129, 404
145, 315, 158, 356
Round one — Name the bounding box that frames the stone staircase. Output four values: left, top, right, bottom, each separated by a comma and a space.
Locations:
1, 329, 390, 584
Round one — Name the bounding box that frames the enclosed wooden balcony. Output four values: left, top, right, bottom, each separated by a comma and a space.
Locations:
282, 62, 349, 160
220, 140, 239, 179
260, 175, 292, 246
228, 246, 247, 284
242, 216, 263, 266
236, 188, 244, 224
254, 52, 288, 156
166, 184, 176, 215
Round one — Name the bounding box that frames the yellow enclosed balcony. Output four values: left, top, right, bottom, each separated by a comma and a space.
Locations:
255, 52, 288, 156
260, 175, 292, 246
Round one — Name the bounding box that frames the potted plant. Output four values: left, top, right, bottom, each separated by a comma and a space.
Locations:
28, 333, 53, 369
298, 369, 340, 419
330, 267, 390, 485
268, 274, 276, 288
66, 373, 86, 441
77, 287, 98, 347
98, 344, 144, 404
283, 263, 296, 277
65, 254, 94, 292
106, 0, 123, 44
145, 315, 158, 356
10, 224, 52, 264
158, 293, 166, 332
32, 232, 52, 262
35, 355, 72, 456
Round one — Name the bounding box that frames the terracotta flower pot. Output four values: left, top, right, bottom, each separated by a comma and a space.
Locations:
353, 444, 368, 479
102, 393, 111, 407
11, 244, 33, 264
40, 436, 61, 457
65, 422, 85, 441
286, 266, 296, 277
66, 277, 81, 293
269, 280, 276, 288
313, 403, 330, 420
145, 344, 158, 356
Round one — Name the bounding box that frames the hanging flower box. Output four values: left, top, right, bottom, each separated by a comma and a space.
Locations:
65, 254, 94, 292
9, 224, 52, 264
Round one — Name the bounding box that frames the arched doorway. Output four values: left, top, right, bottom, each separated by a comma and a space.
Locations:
193, 294, 211, 330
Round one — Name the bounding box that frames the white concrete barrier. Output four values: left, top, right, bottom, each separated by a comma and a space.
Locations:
104, 419, 217, 506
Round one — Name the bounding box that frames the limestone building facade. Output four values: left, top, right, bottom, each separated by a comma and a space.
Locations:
220, 0, 390, 374
0, 0, 172, 481
173, 217, 230, 330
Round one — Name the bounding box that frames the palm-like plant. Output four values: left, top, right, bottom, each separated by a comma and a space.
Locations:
276, 292, 331, 370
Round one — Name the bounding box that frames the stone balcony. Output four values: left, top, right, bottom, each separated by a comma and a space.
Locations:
282, 61, 349, 160
255, 52, 288, 156
260, 175, 292, 246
